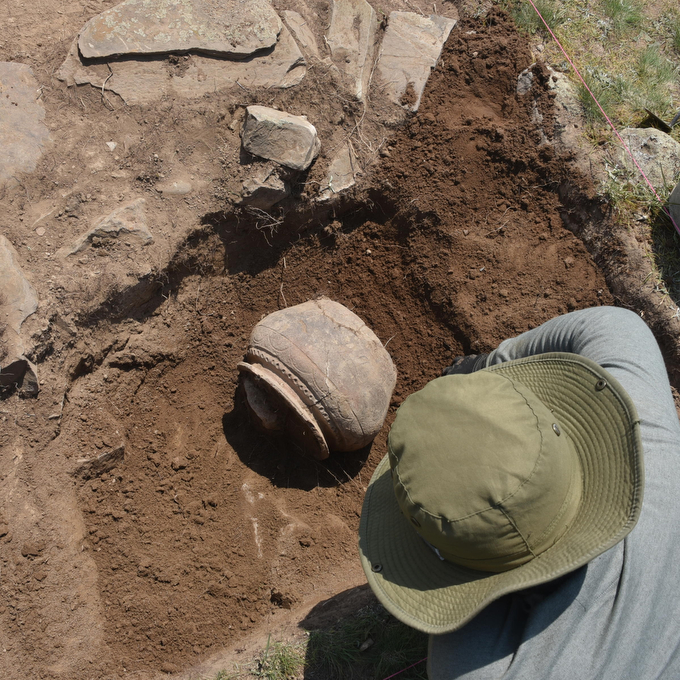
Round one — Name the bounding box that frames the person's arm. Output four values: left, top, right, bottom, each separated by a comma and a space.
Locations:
485, 306, 677, 433
429, 307, 680, 680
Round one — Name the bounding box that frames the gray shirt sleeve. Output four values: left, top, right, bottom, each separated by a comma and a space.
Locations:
428, 307, 680, 680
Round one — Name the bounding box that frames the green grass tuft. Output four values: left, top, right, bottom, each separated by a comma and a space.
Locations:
670, 15, 680, 54
602, 0, 643, 33
253, 637, 305, 680
306, 604, 428, 680
507, 0, 567, 36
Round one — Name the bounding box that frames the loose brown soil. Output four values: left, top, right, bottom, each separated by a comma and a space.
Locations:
0, 7, 623, 680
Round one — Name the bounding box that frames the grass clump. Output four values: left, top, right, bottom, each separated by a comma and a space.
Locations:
305, 604, 428, 680
506, 0, 567, 36
602, 163, 680, 308
602, 0, 643, 34
253, 637, 305, 680
670, 15, 680, 54
500, 0, 680, 129
208, 604, 428, 680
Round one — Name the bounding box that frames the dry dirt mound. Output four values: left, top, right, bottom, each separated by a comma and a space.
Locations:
0, 9, 617, 680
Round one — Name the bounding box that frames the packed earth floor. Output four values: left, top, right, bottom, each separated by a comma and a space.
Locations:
2, 6, 659, 680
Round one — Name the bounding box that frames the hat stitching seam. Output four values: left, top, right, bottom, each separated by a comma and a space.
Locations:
498, 504, 537, 559
391, 378, 547, 524
530, 447, 581, 549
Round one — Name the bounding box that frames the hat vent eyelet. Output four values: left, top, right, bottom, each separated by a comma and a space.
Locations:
552, 423, 561, 436
371, 563, 383, 573
595, 379, 607, 391
410, 516, 421, 527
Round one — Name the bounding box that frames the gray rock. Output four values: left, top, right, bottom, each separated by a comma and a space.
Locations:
17, 360, 39, 397
0, 235, 38, 362
668, 181, 680, 231
239, 165, 290, 209
516, 64, 589, 160
613, 128, 680, 189
0, 63, 50, 188
58, 26, 306, 105
241, 106, 320, 171
78, 0, 282, 59
319, 143, 357, 200
0, 359, 28, 387
282, 10, 320, 58
156, 178, 192, 195
377, 12, 457, 112
327, 0, 377, 101
57, 198, 153, 257
516, 67, 534, 96
0, 358, 38, 396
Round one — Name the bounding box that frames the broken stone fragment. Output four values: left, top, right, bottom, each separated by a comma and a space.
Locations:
0, 359, 28, 387
0, 63, 50, 189
241, 106, 320, 171
0, 234, 38, 362
155, 178, 192, 195
0, 358, 38, 396
281, 10, 320, 58
377, 13, 457, 112
239, 165, 290, 209
57, 198, 153, 257
327, 0, 377, 101
318, 143, 357, 200
17, 360, 39, 397
516, 67, 534, 96
78, 0, 282, 59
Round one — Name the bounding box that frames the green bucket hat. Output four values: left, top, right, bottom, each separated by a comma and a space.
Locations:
359, 352, 644, 634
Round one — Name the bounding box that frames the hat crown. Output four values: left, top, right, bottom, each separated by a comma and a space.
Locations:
389, 372, 582, 572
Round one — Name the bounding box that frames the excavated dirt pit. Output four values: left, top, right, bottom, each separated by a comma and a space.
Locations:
2, 10, 619, 679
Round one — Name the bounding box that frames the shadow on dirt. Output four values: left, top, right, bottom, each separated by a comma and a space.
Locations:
299, 585, 428, 680
222, 393, 371, 490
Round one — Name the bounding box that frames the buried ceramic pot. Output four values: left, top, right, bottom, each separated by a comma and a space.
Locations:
237, 298, 397, 459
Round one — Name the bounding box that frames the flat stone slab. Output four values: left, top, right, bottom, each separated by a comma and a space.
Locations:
78, 0, 282, 59
614, 127, 680, 189
0, 63, 50, 188
58, 198, 152, 257
327, 0, 377, 101
58, 26, 305, 105
0, 234, 38, 361
319, 143, 357, 200
282, 10, 319, 58
242, 106, 320, 171
377, 13, 456, 112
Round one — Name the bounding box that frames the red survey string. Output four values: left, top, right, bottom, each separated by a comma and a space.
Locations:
381, 656, 427, 679
526, 0, 680, 237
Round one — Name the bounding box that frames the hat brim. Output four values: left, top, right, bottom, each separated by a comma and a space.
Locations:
359, 352, 644, 634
